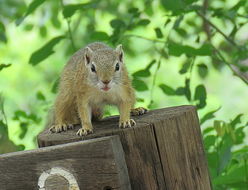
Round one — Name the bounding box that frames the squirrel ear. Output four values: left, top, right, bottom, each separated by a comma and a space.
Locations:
115, 44, 123, 62
84, 47, 93, 65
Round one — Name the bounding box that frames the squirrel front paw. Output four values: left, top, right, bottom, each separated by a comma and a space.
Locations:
76, 126, 93, 136
131, 107, 148, 116
119, 119, 136, 129
49, 124, 74, 133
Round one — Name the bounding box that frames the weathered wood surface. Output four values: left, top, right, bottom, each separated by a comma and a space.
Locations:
38, 105, 212, 190
0, 136, 131, 190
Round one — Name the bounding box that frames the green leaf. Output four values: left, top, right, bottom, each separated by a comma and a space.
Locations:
90, 31, 109, 41
164, 19, 171, 27
230, 114, 243, 129
128, 8, 139, 14
200, 107, 220, 125
137, 19, 150, 26
231, 0, 246, 11
159, 84, 176, 95
194, 84, 207, 109
0, 120, 8, 139
235, 127, 245, 145
161, 0, 184, 14
13, 110, 28, 120
136, 97, 145, 102
0, 64, 11, 71
239, 64, 248, 72
132, 60, 156, 78
29, 36, 65, 65
18, 145, 25, 151
214, 120, 226, 136
0, 22, 7, 43
39, 26, 47, 37
175, 87, 185, 95
168, 42, 212, 57
233, 147, 248, 161
173, 15, 184, 29
132, 70, 150, 77
197, 64, 208, 78
0, 22, 5, 32
128, 7, 140, 17
161, 0, 198, 15
207, 152, 219, 178
51, 11, 61, 29
110, 19, 126, 29
175, 28, 187, 37
16, 0, 46, 25
24, 24, 34, 31
179, 60, 191, 74
213, 161, 248, 186
203, 127, 214, 135
62, 2, 97, 18
0, 32, 7, 43
218, 134, 232, 173
36, 91, 46, 101
132, 78, 148, 91
146, 60, 156, 70
229, 25, 237, 38
19, 122, 28, 139
185, 78, 191, 101
154, 27, 163, 38
204, 135, 216, 150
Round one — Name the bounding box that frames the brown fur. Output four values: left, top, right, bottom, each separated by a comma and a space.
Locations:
49, 42, 146, 136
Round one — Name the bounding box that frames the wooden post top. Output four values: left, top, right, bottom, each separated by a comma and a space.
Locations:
37, 105, 212, 190
38, 105, 196, 147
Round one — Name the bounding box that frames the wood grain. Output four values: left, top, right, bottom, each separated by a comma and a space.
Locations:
38, 105, 212, 190
0, 136, 131, 190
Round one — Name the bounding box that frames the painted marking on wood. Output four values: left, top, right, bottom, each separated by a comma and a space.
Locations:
38, 167, 80, 190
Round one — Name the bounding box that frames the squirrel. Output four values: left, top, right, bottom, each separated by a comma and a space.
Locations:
49, 42, 147, 136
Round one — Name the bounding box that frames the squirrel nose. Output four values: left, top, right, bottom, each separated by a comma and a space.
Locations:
102, 80, 110, 85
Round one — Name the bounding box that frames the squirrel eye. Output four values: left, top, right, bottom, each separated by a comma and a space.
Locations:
115, 63, 120, 71
91, 64, 96, 73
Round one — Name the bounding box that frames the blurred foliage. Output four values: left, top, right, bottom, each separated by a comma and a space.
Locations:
0, 0, 248, 189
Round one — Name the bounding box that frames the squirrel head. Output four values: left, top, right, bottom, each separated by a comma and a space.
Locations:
84, 44, 124, 92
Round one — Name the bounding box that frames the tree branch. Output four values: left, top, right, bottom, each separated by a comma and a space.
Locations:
213, 46, 248, 85
196, 11, 239, 48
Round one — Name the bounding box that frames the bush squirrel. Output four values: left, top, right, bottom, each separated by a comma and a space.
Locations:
49, 42, 147, 136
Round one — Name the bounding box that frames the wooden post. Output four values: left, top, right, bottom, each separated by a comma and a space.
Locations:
0, 136, 131, 190
38, 105, 212, 190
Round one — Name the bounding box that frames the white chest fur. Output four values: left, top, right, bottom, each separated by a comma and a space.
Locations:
89, 85, 124, 107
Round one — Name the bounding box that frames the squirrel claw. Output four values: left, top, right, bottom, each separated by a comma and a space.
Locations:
49, 124, 74, 133
119, 119, 136, 129
76, 128, 93, 136
131, 107, 148, 116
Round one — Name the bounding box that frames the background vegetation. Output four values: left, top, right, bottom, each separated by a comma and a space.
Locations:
0, 0, 247, 189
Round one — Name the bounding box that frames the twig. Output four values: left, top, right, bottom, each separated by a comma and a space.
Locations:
59, 0, 76, 51
213, 46, 248, 85
124, 34, 166, 44
189, 57, 196, 84
73, 13, 83, 32
149, 42, 167, 106
202, 0, 211, 41
149, 59, 161, 106
66, 19, 76, 51
196, 11, 239, 48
